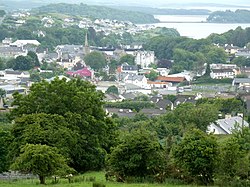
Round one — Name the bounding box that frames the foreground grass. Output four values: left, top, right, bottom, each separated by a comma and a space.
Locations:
0, 172, 214, 187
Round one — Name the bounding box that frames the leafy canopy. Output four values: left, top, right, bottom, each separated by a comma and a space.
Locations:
11, 144, 73, 184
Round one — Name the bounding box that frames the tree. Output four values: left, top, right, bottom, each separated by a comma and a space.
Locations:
84, 51, 107, 71
0, 126, 12, 173
173, 103, 218, 132
146, 70, 158, 81
204, 46, 228, 64
0, 88, 6, 98
119, 54, 135, 65
13, 55, 34, 70
216, 137, 249, 182
10, 78, 116, 172
107, 128, 166, 182
106, 85, 119, 95
9, 113, 77, 165
27, 51, 40, 67
11, 144, 73, 184
172, 129, 218, 185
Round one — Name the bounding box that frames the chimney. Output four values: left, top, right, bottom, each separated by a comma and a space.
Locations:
225, 114, 232, 119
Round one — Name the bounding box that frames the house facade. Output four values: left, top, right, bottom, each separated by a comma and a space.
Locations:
134, 51, 155, 68
210, 69, 236, 79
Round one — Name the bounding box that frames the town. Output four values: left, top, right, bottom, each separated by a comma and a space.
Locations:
1, 1, 250, 187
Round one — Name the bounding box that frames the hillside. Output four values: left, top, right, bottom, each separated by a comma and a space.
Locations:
32, 3, 159, 24
207, 9, 250, 23
109, 6, 211, 15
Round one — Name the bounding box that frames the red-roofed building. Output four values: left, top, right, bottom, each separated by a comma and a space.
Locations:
156, 76, 186, 84
66, 67, 94, 79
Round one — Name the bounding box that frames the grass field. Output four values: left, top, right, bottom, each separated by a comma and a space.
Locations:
0, 172, 213, 187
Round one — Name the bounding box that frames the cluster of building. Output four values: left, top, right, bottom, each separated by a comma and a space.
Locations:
8, 10, 155, 37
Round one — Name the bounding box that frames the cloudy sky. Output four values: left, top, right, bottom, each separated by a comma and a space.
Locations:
6, 0, 250, 9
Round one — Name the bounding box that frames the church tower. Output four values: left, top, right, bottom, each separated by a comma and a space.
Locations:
84, 32, 90, 55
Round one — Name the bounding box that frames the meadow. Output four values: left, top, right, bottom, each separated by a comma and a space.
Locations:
0, 172, 213, 187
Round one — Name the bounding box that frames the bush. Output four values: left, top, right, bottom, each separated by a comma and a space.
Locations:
93, 182, 106, 187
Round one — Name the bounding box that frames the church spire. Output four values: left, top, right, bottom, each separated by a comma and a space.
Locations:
84, 32, 90, 54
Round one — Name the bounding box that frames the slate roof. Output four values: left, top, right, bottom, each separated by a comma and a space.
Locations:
208, 116, 249, 134
56, 45, 83, 53
233, 78, 250, 84
211, 69, 234, 73
125, 83, 142, 90
127, 74, 145, 81
121, 92, 137, 100
105, 94, 121, 101
0, 46, 24, 53
5, 70, 22, 75
122, 65, 138, 71
141, 108, 166, 117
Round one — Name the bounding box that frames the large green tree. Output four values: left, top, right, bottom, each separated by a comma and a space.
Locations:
9, 113, 77, 165
84, 51, 107, 71
11, 144, 73, 184
107, 128, 166, 182
10, 78, 116, 172
172, 129, 218, 185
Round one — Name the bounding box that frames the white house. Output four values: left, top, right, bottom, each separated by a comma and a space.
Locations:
207, 116, 249, 135
134, 51, 155, 68
4, 69, 30, 79
124, 74, 148, 89
0, 85, 27, 98
10, 40, 40, 47
210, 69, 236, 79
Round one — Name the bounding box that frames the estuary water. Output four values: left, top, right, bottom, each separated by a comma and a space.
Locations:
148, 15, 250, 39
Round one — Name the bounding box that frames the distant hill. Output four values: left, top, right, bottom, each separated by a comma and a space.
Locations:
109, 6, 211, 15
32, 3, 159, 24
207, 9, 250, 23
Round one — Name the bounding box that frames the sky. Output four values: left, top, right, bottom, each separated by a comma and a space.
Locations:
11, 0, 250, 5
3, 0, 250, 10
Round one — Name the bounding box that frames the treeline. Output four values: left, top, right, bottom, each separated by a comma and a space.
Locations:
32, 3, 159, 24
110, 6, 211, 15
207, 9, 250, 23
143, 26, 250, 73
208, 26, 250, 47
107, 98, 249, 186
144, 36, 227, 73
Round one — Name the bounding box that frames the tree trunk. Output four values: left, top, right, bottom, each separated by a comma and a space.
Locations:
39, 175, 46, 184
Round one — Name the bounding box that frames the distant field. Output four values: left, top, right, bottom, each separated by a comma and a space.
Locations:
0, 172, 214, 187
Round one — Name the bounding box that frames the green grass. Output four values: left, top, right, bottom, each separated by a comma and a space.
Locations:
0, 172, 213, 187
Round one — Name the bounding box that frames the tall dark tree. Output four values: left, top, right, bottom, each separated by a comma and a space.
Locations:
27, 51, 40, 67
